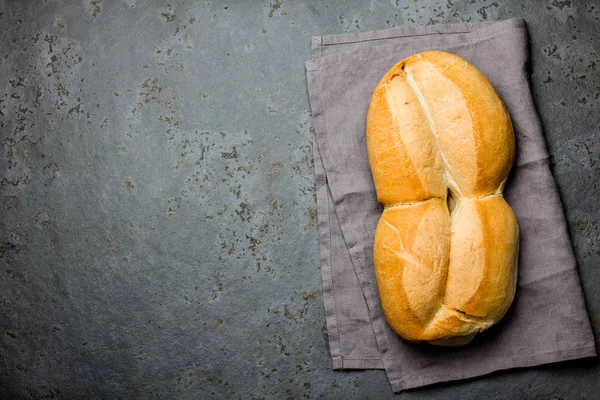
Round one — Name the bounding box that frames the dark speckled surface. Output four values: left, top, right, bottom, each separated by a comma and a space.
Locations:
0, 1, 598, 399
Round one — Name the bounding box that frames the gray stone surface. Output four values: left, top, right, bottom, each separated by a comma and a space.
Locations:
0, 0, 598, 398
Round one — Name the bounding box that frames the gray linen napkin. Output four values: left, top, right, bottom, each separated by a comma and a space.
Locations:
305, 18, 597, 392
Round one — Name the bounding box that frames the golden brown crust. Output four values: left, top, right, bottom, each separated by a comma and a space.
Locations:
367, 75, 445, 204
374, 199, 450, 341
367, 51, 519, 345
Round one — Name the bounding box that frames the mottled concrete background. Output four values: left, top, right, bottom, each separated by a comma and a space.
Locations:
0, 0, 598, 398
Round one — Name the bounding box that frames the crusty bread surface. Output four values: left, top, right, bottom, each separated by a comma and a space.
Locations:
366, 51, 519, 346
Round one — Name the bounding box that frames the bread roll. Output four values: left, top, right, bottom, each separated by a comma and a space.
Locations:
366, 51, 519, 346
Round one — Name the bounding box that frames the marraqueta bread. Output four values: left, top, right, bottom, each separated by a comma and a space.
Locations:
366, 51, 519, 346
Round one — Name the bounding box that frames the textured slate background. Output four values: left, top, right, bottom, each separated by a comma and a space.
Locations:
1, 0, 598, 398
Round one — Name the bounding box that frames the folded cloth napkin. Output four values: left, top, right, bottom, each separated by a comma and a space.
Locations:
305, 18, 597, 392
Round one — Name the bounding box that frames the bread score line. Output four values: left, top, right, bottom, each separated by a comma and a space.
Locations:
366, 51, 519, 346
